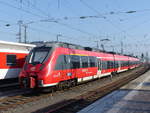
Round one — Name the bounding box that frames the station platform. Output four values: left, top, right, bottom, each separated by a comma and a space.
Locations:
78, 70, 150, 113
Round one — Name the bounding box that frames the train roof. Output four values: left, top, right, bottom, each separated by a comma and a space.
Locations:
31, 41, 85, 50
31, 41, 138, 59
0, 40, 36, 47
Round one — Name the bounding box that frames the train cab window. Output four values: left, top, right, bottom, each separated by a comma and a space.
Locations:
7, 55, 17, 66
81, 56, 88, 68
29, 47, 51, 64
70, 55, 80, 69
89, 56, 96, 67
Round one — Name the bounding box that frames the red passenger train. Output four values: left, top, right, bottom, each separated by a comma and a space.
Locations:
19, 42, 140, 88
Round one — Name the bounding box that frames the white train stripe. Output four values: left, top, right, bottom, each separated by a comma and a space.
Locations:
0, 49, 30, 53
0, 40, 35, 47
77, 72, 111, 83
0, 68, 21, 79
39, 83, 58, 87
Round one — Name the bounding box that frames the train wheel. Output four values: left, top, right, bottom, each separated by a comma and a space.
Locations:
71, 79, 77, 87
57, 82, 64, 90
57, 79, 77, 90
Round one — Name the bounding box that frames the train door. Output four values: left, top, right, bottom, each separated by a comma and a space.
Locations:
68, 55, 81, 79
97, 59, 101, 76
64, 55, 73, 79
118, 61, 121, 71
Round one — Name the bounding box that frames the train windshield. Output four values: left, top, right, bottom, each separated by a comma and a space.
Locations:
29, 47, 51, 64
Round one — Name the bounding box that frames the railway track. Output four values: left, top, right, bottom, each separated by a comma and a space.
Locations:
0, 65, 149, 113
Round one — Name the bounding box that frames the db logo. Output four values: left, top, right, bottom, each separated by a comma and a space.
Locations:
30, 67, 36, 71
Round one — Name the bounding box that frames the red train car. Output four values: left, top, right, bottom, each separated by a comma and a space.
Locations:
0, 40, 35, 80
19, 42, 140, 88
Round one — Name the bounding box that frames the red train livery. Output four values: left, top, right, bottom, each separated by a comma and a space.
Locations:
19, 42, 140, 88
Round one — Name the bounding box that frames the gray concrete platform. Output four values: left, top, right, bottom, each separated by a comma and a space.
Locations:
78, 70, 150, 113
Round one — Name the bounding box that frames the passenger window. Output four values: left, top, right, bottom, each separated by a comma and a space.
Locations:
81, 56, 89, 68
7, 55, 17, 66
115, 61, 119, 68
101, 60, 107, 69
55, 55, 70, 70
89, 56, 96, 67
70, 55, 80, 69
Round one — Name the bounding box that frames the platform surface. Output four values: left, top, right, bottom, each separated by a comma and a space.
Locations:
78, 70, 150, 113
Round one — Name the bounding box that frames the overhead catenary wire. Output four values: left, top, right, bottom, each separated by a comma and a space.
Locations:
79, 0, 131, 38
0, 1, 45, 18
28, 25, 94, 43
40, 19, 98, 39
0, 0, 149, 52
0, 1, 102, 42
15, 0, 51, 18
0, 1, 136, 39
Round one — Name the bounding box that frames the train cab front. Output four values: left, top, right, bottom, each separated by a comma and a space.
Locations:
19, 46, 52, 88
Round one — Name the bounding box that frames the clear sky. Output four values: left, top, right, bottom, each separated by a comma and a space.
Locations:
0, 0, 150, 56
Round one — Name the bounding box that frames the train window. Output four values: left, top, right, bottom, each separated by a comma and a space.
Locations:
126, 61, 129, 66
117, 61, 120, 67
81, 56, 89, 68
121, 61, 129, 67
70, 55, 80, 69
121, 61, 125, 67
107, 61, 110, 69
111, 61, 114, 68
107, 61, 114, 69
114, 61, 119, 68
55, 55, 70, 70
101, 60, 107, 69
120, 61, 122, 67
7, 55, 17, 66
89, 56, 96, 67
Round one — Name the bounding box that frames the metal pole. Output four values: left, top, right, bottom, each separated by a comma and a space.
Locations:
24, 25, 27, 43
101, 44, 105, 51
121, 41, 123, 54
57, 35, 59, 42
18, 20, 22, 43
56, 34, 61, 42
95, 41, 99, 49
